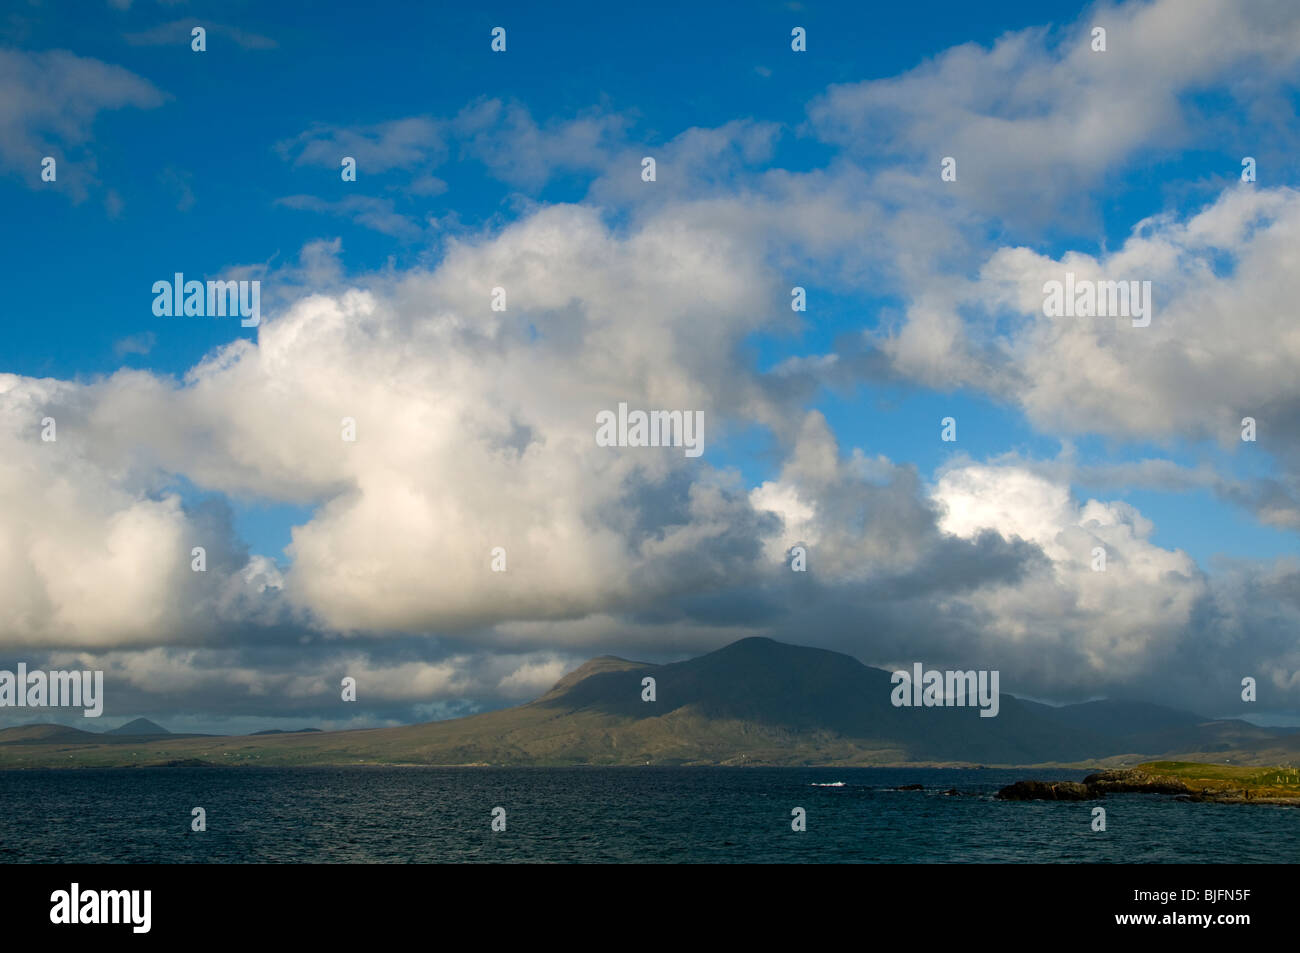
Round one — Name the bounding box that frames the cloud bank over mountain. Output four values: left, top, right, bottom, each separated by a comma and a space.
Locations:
1, 0, 1297, 730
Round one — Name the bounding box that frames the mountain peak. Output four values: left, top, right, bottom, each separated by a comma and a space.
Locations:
710, 636, 781, 654
106, 718, 169, 736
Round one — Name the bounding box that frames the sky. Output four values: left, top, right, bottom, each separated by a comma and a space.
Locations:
2, 0, 1299, 733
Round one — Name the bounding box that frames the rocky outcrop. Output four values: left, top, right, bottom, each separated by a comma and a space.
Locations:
996, 780, 1093, 801
998, 768, 1193, 801
1000, 765, 1300, 805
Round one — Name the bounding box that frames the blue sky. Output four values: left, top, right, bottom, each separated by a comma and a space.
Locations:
2, 0, 1299, 729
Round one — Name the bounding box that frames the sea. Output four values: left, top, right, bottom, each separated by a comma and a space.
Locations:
0, 766, 1294, 863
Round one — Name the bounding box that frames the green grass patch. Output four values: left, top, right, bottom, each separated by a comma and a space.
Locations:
1140, 760, 1300, 798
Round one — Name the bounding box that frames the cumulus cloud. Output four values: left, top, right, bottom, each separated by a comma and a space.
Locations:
0, 373, 283, 649
3, 0, 1298, 728
932, 463, 1203, 670
2, 180, 1297, 717
0, 201, 781, 648
874, 184, 1300, 541
808, 0, 1300, 225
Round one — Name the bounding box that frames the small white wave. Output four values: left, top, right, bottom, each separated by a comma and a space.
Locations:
810, 781, 846, 787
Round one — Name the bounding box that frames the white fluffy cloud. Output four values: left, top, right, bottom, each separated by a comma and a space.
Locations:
1, 184, 1295, 714
809, 0, 1300, 222
883, 185, 1300, 452
0, 374, 276, 648
0, 202, 781, 645
932, 463, 1204, 675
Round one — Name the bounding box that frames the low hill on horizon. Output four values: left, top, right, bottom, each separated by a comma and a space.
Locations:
0, 637, 1295, 768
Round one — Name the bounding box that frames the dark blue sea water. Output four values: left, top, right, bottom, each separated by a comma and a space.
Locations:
0, 766, 1294, 863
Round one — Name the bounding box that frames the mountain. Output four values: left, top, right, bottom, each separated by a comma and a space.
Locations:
0, 638, 1294, 768
505, 637, 1293, 765
105, 718, 170, 736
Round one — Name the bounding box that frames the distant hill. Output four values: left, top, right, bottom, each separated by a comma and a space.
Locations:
0, 638, 1295, 768
105, 718, 170, 736
251, 728, 323, 735
0, 724, 101, 746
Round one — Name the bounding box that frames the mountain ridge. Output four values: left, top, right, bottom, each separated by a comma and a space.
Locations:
0, 637, 1294, 768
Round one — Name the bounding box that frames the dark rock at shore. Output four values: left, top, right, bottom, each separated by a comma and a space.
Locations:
996, 780, 1093, 801
998, 768, 1195, 802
